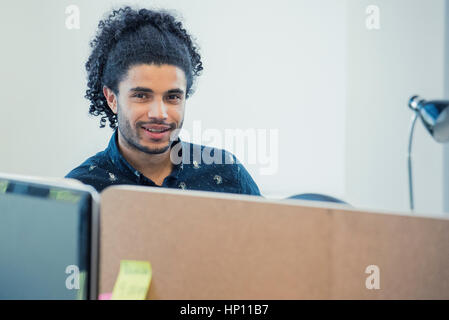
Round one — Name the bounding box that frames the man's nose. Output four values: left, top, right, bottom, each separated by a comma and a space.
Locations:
148, 98, 168, 119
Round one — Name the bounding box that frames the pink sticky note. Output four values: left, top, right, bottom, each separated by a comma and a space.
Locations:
98, 292, 112, 300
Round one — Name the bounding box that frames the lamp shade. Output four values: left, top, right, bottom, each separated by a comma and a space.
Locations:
409, 96, 449, 143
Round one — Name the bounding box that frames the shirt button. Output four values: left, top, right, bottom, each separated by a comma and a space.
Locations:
108, 172, 117, 182
213, 175, 222, 184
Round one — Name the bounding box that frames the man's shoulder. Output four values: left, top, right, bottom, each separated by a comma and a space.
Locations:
181, 141, 246, 183
181, 141, 239, 166
182, 141, 261, 196
65, 150, 110, 179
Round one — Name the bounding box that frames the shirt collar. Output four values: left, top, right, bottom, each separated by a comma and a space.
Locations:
106, 129, 187, 181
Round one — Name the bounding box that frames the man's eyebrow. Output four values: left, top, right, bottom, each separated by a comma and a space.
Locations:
129, 87, 153, 93
166, 88, 185, 95
129, 87, 185, 95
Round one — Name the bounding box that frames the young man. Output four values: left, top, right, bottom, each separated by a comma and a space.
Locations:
66, 7, 261, 196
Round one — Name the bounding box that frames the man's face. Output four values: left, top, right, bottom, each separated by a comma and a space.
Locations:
106, 63, 187, 155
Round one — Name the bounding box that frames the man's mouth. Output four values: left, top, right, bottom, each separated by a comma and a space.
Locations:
141, 125, 172, 140
143, 127, 170, 133
141, 125, 171, 133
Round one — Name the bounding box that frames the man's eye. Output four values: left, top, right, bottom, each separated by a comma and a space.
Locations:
133, 93, 148, 99
167, 94, 181, 100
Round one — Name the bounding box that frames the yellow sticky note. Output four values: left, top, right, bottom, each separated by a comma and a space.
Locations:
111, 260, 152, 300
0, 180, 8, 193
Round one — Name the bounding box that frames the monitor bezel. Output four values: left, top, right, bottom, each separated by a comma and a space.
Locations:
0, 173, 100, 300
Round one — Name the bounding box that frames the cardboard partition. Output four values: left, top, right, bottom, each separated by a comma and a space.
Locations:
99, 186, 449, 299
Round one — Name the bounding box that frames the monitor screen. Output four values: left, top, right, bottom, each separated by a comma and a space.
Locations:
0, 178, 96, 299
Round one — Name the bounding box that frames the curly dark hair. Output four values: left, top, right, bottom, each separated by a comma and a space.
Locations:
85, 6, 203, 129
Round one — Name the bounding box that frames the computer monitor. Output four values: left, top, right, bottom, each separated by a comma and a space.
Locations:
0, 173, 99, 300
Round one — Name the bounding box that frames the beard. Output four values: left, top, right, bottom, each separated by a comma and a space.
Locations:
116, 103, 183, 155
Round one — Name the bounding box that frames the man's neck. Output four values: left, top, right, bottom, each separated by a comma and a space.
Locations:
116, 131, 173, 185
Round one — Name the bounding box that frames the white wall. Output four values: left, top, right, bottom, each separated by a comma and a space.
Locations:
0, 0, 447, 214
444, 1, 449, 214
0, 0, 347, 200
345, 0, 448, 216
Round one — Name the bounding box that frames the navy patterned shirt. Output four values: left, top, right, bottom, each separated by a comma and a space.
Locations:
65, 130, 261, 196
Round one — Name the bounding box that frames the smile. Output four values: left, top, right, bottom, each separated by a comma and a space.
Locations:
143, 127, 170, 133
141, 126, 171, 140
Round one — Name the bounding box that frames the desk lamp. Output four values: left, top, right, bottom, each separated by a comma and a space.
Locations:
407, 95, 449, 210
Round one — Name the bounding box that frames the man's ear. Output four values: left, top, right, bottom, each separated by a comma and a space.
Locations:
103, 86, 117, 114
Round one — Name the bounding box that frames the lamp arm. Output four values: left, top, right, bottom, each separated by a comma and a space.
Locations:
407, 111, 419, 211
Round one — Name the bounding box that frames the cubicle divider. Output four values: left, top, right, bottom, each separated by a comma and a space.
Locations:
99, 186, 449, 299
